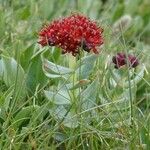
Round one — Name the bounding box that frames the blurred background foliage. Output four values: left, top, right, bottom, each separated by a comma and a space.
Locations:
0, 0, 150, 149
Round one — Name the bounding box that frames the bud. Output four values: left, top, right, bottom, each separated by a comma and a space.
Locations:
112, 52, 126, 69
113, 15, 132, 35
128, 54, 139, 68
112, 52, 139, 69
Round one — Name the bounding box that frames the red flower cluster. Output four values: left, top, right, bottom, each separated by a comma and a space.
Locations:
38, 14, 103, 56
112, 52, 139, 69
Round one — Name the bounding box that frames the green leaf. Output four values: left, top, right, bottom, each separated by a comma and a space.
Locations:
80, 54, 98, 65
0, 59, 4, 78
0, 86, 13, 111
13, 105, 39, 129
53, 132, 67, 142
26, 52, 47, 93
43, 58, 73, 75
43, 70, 69, 79
44, 90, 71, 105
1, 56, 25, 86
1, 56, 26, 98
50, 47, 61, 62
66, 79, 91, 90
49, 105, 78, 128
76, 54, 98, 79
121, 85, 137, 109
44, 73, 64, 78
124, 66, 145, 88
20, 44, 35, 71
29, 104, 49, 125
80, 79, 99, 110
42, 57, 73, 79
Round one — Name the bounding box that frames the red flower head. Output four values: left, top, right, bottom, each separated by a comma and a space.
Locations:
112, 52, 139, 69
112, 52, 126, 69
128, 54, 139, 68
38, 14, 104, 56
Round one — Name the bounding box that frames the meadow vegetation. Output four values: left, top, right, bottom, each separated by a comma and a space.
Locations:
0, 0, 150, 149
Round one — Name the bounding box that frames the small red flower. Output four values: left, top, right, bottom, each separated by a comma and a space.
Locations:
128, 54, 139, 68
38, 14, 103, 56
112, 53, 126, 69
112, 52, 139, 69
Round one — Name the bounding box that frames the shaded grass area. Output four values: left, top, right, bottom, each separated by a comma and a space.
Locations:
0, 0, 150, 149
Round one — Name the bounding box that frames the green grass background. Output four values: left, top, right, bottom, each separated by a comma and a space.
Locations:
0, 0, 150, 149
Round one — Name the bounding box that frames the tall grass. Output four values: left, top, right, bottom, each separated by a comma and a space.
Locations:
0, 0, 150, 149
